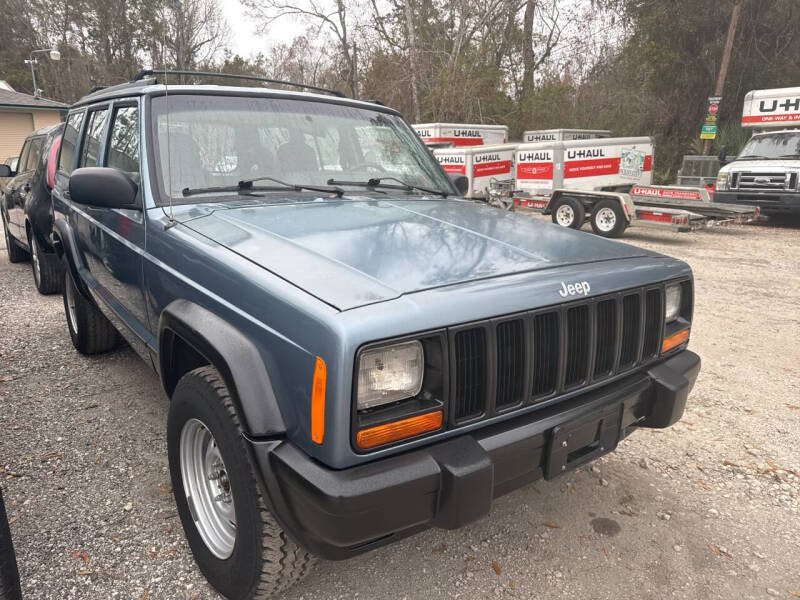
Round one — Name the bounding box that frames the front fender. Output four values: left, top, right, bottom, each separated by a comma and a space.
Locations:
158, 300, 286, 438
52, 217, 91, 299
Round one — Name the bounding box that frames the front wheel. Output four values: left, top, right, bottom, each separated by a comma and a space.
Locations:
550, 197, 585, 229
2, 217, 28, 263
167, 367, 315, 600
590, 199, 627, 238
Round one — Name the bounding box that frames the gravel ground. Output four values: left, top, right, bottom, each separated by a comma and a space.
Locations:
1, 217, 799, 600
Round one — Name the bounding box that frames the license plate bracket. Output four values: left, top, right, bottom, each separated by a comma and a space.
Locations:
545, 403, 622, 480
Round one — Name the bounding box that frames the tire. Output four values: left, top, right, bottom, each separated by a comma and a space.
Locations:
167, 366, 315, 600
0, 487, 22, 600
30, 234, 63, 295
590, 199, 627, 238
63, 268, 119, 354
550, 196, 585, 229
2, 217, 28, 263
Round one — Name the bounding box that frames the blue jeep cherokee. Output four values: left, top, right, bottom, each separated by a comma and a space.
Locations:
50, 71, 700, 600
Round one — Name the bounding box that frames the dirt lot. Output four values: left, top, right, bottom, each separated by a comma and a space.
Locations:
1, 217, 799, 600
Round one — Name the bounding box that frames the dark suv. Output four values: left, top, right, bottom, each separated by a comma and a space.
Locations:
1, 123, 65, 293
50, 71, 700, 600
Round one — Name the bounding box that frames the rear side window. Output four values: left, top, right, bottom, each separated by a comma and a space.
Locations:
22, 137, 45, 172
79, 109, 108, 168
59, 111, 85, 174
107, 106, 139, 176
17, 141, 31, 173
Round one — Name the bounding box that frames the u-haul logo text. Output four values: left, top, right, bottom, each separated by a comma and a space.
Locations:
759, 98, 800, 113
454, 129, 480, 137
566, 148, 605, 159
437, 155, 465, 165
475, 153, 501, 163
416, 129, 432, 137
518, 151, 552, 161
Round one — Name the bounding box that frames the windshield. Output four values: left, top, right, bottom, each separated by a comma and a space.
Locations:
150, 94, 452, 201
738, 131, 800, 159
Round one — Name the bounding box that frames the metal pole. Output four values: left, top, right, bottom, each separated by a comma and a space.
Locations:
28, 56, 39, 98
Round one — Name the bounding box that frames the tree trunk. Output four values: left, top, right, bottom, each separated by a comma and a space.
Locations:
404, 0, 421, 122
521, 0, 536, 103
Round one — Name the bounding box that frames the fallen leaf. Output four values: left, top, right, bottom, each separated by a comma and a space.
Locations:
787, 591, 800, 599
509, 580, 515, 590
160, 546, 176, 558
787, 404, 799, 410
696, 462, 703, 471
680, 420, 694, 426
745, 409, 759, 415
465, 556, 476, 562
492, 561, 502, 575
541, 521, 560, 529
77, 570, 93, 576
72, 550, 90, 565
722, 460, 740, 468
603, 547, 609, 558
709, 544, 731, 558
696, 480, 711, 491
141, 590, 150, 600
432, 543, 447, 554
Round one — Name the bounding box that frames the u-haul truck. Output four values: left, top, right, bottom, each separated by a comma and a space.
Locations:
521, 129, 611, 143
713, 86, 800, 216
433, 144, 516, 198
414, 123, 508, 147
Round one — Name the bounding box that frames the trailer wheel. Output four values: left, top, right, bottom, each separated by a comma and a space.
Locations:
590, 199, 627, 238
551, 197, 585, 229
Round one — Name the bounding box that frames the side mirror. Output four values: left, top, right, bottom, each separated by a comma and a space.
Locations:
69, 167, 139, 208
0, 164, 12, 178
447, 173, 469, 196
717, 145, 728, 164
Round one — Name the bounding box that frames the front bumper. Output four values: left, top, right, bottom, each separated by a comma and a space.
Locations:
249, 350, 700, 560
714, 190, 800, 214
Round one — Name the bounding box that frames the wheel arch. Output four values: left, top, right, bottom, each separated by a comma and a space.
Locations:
158, 300, 286, 438
52, 217, 92, 299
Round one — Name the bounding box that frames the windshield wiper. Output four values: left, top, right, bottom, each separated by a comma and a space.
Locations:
736, 155, 770, 160
326, 176, 448, 197
182, 176, 343, 198
778, 154, 800, 159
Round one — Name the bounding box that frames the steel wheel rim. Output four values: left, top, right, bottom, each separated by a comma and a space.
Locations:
555, 204, 575, 227
180, 418, 237, 559
31, 237, 41, 285
65, 274, 78, 332
595, 207, 617, 232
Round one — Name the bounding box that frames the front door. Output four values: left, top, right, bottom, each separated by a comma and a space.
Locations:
69, 102, 152, 355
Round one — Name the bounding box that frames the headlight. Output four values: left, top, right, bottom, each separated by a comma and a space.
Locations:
357, 341, 424, 410
715, 172, 729, 191
665, 283, 682, 322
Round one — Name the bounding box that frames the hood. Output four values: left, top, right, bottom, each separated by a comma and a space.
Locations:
720, 158, 800, 172
182, 197, 653, 310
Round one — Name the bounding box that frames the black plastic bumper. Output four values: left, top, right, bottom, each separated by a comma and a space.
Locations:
249, 350, 700, 560
714, 190, 800, 214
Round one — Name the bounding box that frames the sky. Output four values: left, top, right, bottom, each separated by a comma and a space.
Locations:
219, 0, 305, 57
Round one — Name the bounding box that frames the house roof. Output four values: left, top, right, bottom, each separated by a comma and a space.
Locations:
0, 82, 67, 110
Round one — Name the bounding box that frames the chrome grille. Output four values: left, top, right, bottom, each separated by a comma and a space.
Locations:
733, 172, 789, 191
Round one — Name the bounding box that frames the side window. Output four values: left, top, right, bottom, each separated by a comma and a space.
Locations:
17, 141, 31, 174
59, 111, 85, 174
107, 106, 140, 176
79, 109, 108, 168
23, 137, 45, 172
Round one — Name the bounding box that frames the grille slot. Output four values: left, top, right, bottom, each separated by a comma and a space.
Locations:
496, 319, 526, 410
735, 172, 788, 191
642, 289, 663, 360
564, 305, 590, 387
532, 312, 559, 397
453, 328, 487, 421
619, 294, 641, 369
593, 299, 617, 378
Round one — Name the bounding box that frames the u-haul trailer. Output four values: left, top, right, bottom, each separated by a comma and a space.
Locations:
414, 123, 509, 147
488, 136, 709, 237
521, 128, 611, 143
628, 185, 760, 225
433, 144, 516, 198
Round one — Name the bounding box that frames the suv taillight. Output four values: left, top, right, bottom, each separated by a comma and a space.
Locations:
47, 134, 62, 189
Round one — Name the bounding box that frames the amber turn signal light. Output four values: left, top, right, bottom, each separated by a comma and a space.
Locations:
356, 410, 443, 450
661, 328, 689, 354
311, 357, 326, 444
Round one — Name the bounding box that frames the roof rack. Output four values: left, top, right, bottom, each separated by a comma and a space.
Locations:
130, 69, 346, 98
